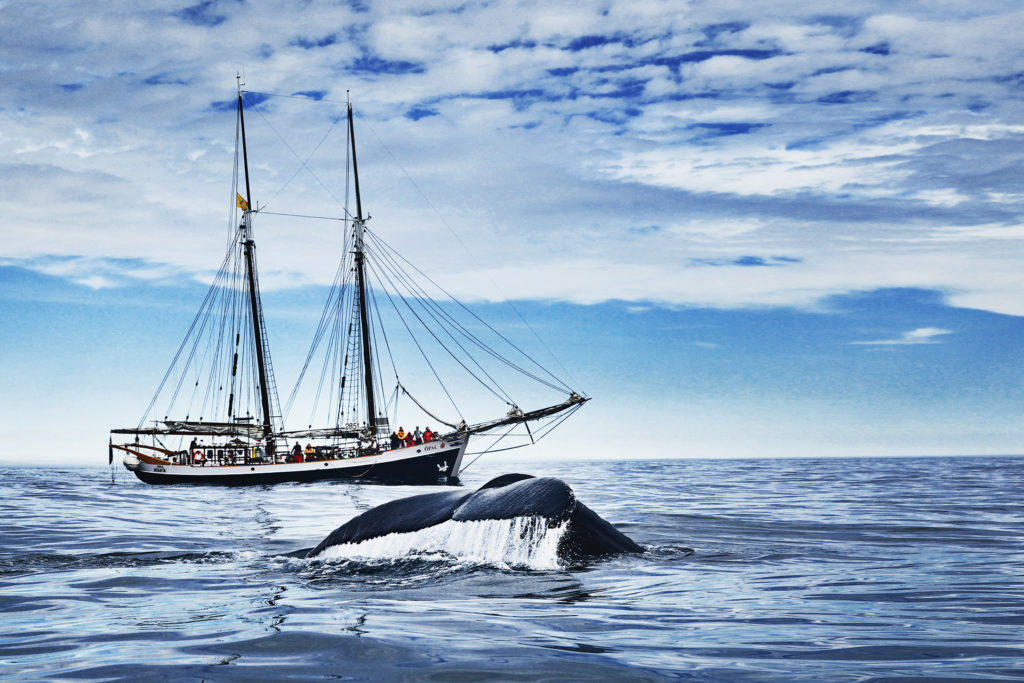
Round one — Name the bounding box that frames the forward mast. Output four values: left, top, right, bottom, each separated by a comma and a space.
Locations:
237, 85, 276, 459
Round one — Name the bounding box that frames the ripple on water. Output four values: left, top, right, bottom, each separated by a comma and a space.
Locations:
2, 457, 1024, 680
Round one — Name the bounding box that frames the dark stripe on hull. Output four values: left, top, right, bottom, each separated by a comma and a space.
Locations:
132, 451, 460, 486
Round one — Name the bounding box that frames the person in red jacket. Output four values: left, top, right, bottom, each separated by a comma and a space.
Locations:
423, 427, 433, 442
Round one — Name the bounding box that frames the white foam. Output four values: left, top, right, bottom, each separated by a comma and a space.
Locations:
315, 516, 568, 571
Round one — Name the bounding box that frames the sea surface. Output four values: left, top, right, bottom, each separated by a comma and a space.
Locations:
2, 456, 1024, 681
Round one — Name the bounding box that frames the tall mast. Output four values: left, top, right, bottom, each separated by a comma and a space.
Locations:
238, 87, 275, 455
348, 101, 378, 436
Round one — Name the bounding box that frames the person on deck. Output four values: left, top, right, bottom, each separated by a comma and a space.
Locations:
413, 427, 423, 444
291, 442, 302, 463
390, 432, 401, 450
423, 427, 433, 442
304, 443, 314, 460
397, 427, 406, 442
404, 432, 415, 447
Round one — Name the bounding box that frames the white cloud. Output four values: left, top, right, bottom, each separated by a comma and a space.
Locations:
73, 274, 117, 289
605, 139, 916, 196
851, 327, 953, 345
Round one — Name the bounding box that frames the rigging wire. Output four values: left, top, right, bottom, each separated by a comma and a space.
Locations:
354, 110, 584, 394
247, 238, 283, 430
364, 272, 391, 428
338, 276, 361, 429
362, 237, 517, 405
457, 423, 519, 474
364, 255, 508, 405
367, 270, 401, 390
243, 90, 350, 105
248, 103, 346, 210
283, 252, 348, 417
228, 113, 241, 250
530, 402, 584, 441
142, 246, 232, 427
364, 229, 574, 394
259, 211, 347, 222
363, 258, 465, 421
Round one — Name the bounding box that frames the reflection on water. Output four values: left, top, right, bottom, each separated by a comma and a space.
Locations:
1, 456, 1024, 680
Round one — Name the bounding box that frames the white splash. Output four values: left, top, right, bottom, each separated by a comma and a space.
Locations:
315, 516, 568, 571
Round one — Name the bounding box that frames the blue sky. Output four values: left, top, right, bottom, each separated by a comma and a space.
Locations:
3, 1, 1024, 464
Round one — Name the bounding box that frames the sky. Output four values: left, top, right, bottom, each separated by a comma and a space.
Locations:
3, 0, 1024, 465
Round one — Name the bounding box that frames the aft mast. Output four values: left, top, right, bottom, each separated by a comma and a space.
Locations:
238, 81, 276, 457
348, 99, 379, 439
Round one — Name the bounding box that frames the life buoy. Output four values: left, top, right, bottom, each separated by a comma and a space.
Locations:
193, 449, 205, 461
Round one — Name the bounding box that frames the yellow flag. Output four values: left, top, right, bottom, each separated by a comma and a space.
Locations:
236, 193, 249, 210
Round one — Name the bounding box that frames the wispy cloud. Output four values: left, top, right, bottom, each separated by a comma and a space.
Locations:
851, 327, 953, 345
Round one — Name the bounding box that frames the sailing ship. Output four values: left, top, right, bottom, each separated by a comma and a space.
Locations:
109, 83, 587, 485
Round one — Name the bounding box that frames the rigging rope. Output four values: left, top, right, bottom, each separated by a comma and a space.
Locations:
363, 237, 518, 405
364, 253, 509, 405
355, 111, 583, 395
364, 229, 574, 394
259, 211, 347, 222
397, 383, 459, 429
142, 246, 232, 427
364, 275, 391, 429
283, 243, 351, 417
367, 271, 401, 387
363, 258, 465, 421
248, 103, 347, 210
457, 423, 519, 475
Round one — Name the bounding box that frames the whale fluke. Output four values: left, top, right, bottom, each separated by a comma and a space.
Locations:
308, 473, 642, 561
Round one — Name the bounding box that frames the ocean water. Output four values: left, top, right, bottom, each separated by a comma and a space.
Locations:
2, 456, 1024, 681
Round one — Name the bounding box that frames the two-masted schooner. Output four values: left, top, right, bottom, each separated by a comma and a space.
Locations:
109, 83, 587, 485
